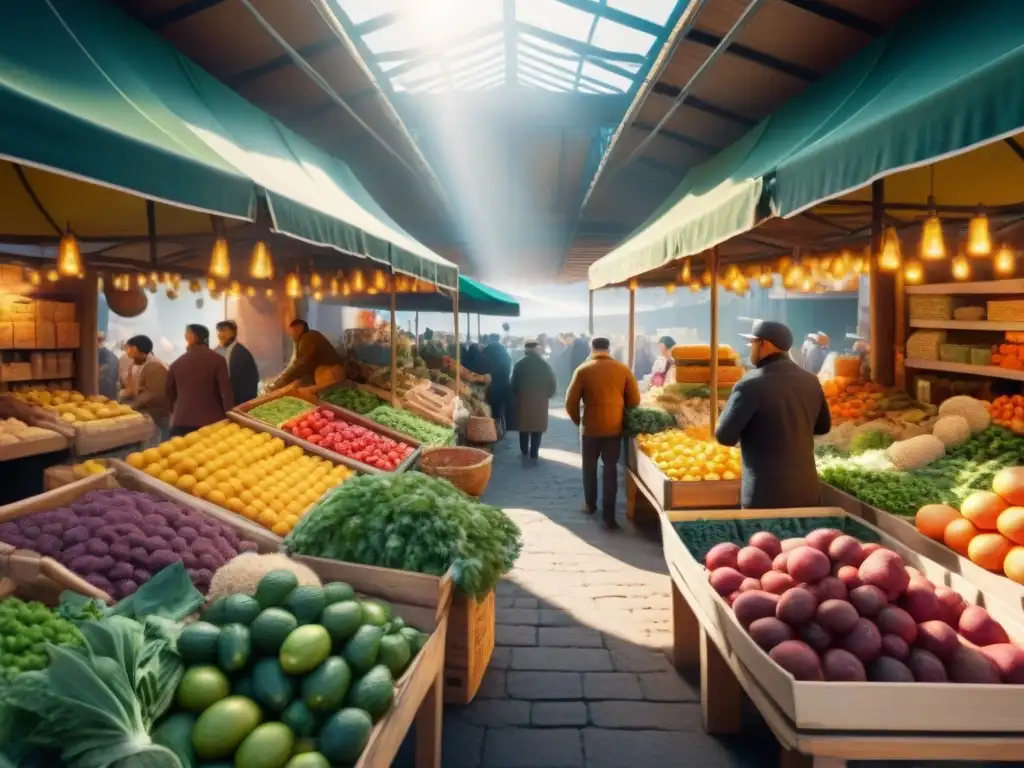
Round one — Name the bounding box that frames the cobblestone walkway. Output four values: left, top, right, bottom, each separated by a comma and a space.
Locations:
441, 405, 772, 768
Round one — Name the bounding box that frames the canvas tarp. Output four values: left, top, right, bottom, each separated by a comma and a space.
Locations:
337, 275, 520, 316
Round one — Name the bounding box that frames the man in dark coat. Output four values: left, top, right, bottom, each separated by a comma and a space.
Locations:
166, 324, 234, 436
216, 320, 260, 406
715, 320, 831, 509
97, 332, 119, 401
511, 341, 557, 459
481, 334, 513, 431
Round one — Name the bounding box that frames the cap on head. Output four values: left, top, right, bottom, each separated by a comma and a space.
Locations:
816, 332, 830, 346
739, 319, 793, 352
524, 340, 538, 349
591, 336, 611, 351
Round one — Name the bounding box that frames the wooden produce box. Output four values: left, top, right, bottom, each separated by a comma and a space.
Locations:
71, 415, 154, 457
632, 438, 741, 510
0, 546, 109, 606
0, 429, 68, 462
444, 589, 496, 705
660, 505, 1024, 734
232, 391, 421, 475
42, 463, 84, 491
291, 556, 452, 768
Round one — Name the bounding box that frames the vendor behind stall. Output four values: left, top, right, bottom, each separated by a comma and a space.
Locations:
120, 334, 170, 442
272, 319, 344, 391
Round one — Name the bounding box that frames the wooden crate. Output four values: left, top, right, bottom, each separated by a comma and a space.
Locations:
43, 463, 86, 491
0, 430, 68, 461
291, 556, 452, 768
444, 589, 496, 705
0, 543, 110, 606
632, 440, 740, 510
17, 401, 153, 457
660, 505, 1024, 734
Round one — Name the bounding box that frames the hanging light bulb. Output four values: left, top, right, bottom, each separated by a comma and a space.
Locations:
724, 264, 741, 283
783, 264, 805, 289
312, 291, 324, 302
732, 275, 749, 295
248, 241, 274, 279
160, 271, 172, 285
309, 272, 323, 292
878, 227, 902, 272
245, 285, 257, 298
147, 277, 158, 294
26, 269, 41, 286
44, 268, 58, 283
700, 270, 712, 287
188, 279, 202, 293
149, 271, 161, 285
967, 207, 992, 256
367, 287, 379, 295
951, 250, 972, 281
758, 271, 774, 288
341, 280, 351, 297
351, 269, 367, 293
628, 278, 639, 291
206, 276, 218, 292
229, 281, 242, 297
920, 210, 946, 260
665, 283, 676, 294
689, 281, 702, 292
994, 245, 1016, 277
777, 256, 792, 273
903, 259, 924, 284
372, 269, 388, 292
329, 277, 340, 297
135, 273, 147, 288
680, 262, 691, 283
395, 274, 410, 292
409, 280, 419, 293
829, 257, 847, 280
265, 287, 275, 298
208, 238, 230, 279
57, 228, 83, 278
284, 272, 302, 299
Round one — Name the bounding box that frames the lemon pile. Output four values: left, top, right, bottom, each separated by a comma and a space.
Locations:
13, 389, 139, 425
636, 426, 741, 482
124, 420, 353, 536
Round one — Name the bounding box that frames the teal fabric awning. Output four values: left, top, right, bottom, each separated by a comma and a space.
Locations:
338, 276, 521, 316
0, 0, 457, 289
589, 0, 1024, 289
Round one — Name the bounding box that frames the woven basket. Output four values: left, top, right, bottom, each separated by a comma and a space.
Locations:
909, 295, 953, 321
420, 447, 493, 497
466, 416, 498, 444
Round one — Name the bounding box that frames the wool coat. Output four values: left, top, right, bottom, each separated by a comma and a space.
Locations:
510, 350, 557, 433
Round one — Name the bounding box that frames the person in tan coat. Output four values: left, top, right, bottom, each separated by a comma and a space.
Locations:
565, 337, 641, 529
120, 334, 170, 442
272, 319, 344, 390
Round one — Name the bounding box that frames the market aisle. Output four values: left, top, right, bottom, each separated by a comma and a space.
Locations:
439, 403, 771, 768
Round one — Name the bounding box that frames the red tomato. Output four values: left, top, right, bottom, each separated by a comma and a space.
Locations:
300, 427, 314, 439
307, 434, 323, 445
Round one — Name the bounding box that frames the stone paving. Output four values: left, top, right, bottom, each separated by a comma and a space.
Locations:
437, 405, 774, 768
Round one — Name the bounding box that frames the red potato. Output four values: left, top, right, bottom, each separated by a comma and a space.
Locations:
732, 590, 780, 628
772, 553, 789, 572
849, 585, 888, 618
958, 606, 1010, 647
816, 599, 859, 635
980, 644, 1024, 683
858, 549, 910, 600
881, 634, 910, 661
823, 648, 867, 682
916, 620, 960, 662
861, 542, 883, 557
805, 528, 843, 554
748, 617, 794, 651
875, 606, 918, 644
737, 546, 773, 579
769, 640, 823, 681
835, 565, 862, 591
868, 656, 915, 683
799, 622, 833, 653
907, 648, 949, 683
739, 577, 762, 593
948, 645, 1002, 684
899, 583, 941, 623
840, 618, 882, 662
787, 546, 831, 584
727, 591, 742, 606
748, 531, 782, 559
811, 576, 847, 602
760, 570, 796, 595
780, 537, 807, 553
705, 542, 741, 571
828, 535, 865, 567
709, 567, 746, 596
934, 586, 967, 626
776, 587, 819, 626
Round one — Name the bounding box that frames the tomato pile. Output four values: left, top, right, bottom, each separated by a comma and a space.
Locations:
286, 407, 413, 470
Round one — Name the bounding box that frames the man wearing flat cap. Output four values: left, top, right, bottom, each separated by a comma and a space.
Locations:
715, 320, 831, 508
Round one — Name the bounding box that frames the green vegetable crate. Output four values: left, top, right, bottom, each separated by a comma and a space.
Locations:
659, 504, 1024, 734
288, 555, 453, 766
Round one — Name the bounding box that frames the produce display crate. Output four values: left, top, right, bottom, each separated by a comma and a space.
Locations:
0, 429, 67, 461
231, 391, 421, 475
0, 541, 109, 606
631, 438, 741, 511
291, 556, 452, 767
444, 588, 496, 704
25, 406, 154, 458
42, 463, 85, 491
660, 504, 1024, 734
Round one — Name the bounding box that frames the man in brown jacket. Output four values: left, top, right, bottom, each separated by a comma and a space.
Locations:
166, 324, 234, 436
271, 319, 344, 390
565, 337, 641, 529
120, 334, 170, 442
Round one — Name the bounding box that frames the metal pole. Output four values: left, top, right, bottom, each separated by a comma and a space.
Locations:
627, 286, 636, 370
477, 313, 481, 341
709, 247, 720, 433
588, 289, 594, 336
390, 274, 398, 405
414, 311, 420, 354
454, 291, 461, 397
466, 311, 471, 342
869, 179, 889, 384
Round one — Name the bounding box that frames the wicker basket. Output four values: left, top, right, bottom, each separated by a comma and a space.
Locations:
420, 446, 493, 497
909, 295, 953, 320
466, 416, 498, 444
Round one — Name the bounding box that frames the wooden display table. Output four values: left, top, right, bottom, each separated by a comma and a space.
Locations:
660, 504, 1024, 766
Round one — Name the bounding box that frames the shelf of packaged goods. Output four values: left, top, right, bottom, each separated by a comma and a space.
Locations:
909, 319, 1024, 331
905, 278, 1024, 295
905, 358, 1024, 381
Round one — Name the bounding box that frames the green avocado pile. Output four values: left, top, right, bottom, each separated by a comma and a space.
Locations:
154, 570, 429, 768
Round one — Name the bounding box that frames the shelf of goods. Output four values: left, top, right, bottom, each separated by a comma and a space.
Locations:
4, 389, 153, 456
234, 389, 421, 474
660, 504, 1024, 766
0, 414, 68, 461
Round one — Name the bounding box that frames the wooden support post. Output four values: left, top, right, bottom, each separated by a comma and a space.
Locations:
709, 247, 720, 433
466, 311, 470, 342
588, 289, 594, 336
390, 275, 398, 405
477, 313, 481, 341
700, 626, 742, 735
454, 291, 461, 397
77, 269, 99, 396
415, 311, 420, 353
415, 664, 444, 768
671, 579, 700, 669
627, 286, 636, 370
894, 267, 906, 391
869, 179, 895, 385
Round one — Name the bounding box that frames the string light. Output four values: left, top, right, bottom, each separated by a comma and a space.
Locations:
309, 272, 323, 292
137, 274, 149, 288
351, 269, 366, 292
758, 271, 774, 288
248, 241, 274, 279
689, 281, 702, 292
967, 208, 992, 256
372, 270, 389, 292
951, 250, 971, 281
26, 269, 41, 286
700, 270, 712, 287
245, 285, 257, 298
878, 227, 902, 272
265, 287, 275, 298
994, 245, 1016, 277
46, 268, 59, 283
680, 262, 691, 283
329, 277, 340, 296
665, 283, 676, 294
395, 274, 410, 292
229, 281, 242, 297
341, 281, 351, 297
56, 229, 83, 278
284, 272, 302, 299
149, 271, 161, 285
312, 291, 323, 302
208, 238, 230, 279
206, 276, 217, 292
903, 259, 924, 284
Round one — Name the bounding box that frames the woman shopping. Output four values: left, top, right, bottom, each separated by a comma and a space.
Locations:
650, 336, 676, 387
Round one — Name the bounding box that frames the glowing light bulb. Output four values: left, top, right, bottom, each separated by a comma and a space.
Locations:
45, 268, 59, 283
680, 262, 691, 283
628, 278, 639, 291
312, 291, 323, 302
229, 281, 242, 297
329, 277, 340, 296
245, 285, 256, 298
351, 269, 366, 292
208, 238, 230, 279
758, 272, 774, 288
341, 281, 351, 297
309, 272, 323, 292
903, 259, 924, 284
248, 241, 274, 279
700, 270, 712, 287
26, 269, 41, 286
994, 245, 1016, 277
57, 230, 83, 277
665, 283, 676, 294
689, 282, 702, 292
951, 253, 971, 281
265, 288, 275, 298
372, 270, 389, 292
878, 227, 902, 272
285, 272, 302, 299
967, 208, 992, 256
920, 213, 946, 260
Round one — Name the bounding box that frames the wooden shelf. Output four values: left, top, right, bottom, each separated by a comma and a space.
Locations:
906, 278, 1024, 295
905, 358, 1024, 381
909, 319, 1024, 331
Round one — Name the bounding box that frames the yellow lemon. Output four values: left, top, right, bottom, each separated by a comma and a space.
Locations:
225, 497, 245, 515
176, 474, 197, 492
158, 469, 179, 485
258, 510, 279, 527
144, 462, 163, 477
207, 489, 227, 507
271, 521, 291, 536
158, 442, 175, 458
125, 452, 146, 469
177, 457, 199, 475
142, 448, 162, 465
194, 466, 211, 482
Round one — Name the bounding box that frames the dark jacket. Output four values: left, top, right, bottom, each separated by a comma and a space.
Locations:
482, 342, 512, 395
220, 340, 260, 406
715, 354, 831, 509
510, 350, 557, 433
98, 347, 119, 401
570, 339, 589, 373
166, 344, 234, 429
276, 329, 342, 388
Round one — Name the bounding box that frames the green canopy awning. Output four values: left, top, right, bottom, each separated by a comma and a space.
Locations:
0, 0, 457, 289
589, 0, 1024, 289
336, 276, 521, 316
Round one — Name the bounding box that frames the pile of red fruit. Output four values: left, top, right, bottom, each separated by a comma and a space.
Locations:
286, 407, 413, 471
705, 527, 1024, 684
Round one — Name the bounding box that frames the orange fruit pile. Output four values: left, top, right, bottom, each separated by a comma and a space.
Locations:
822, 377, 885, 424
987, 394, 1024, 434
637, 426, 741, 482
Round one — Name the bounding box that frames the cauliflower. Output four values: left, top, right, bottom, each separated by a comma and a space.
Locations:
885, 433, 946, 471
931, 415, 971, 447
938, 395, 990, 434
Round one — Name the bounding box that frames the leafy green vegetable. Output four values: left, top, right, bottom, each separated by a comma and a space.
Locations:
849, 430, 894, 455
321, 387, 386, 415
0, 598, 86, 682
366, 406, 454, 447
285, 472, 521, 598
625, 407, 676, 436
248, 396, 315, 427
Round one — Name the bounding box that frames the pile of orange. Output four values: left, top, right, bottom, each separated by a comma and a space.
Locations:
636, 426, 741, 482
821, 377, 885, 424
987, 394, 1024, 434
991, 342, 1024, 370
915, 466, 1024, 583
